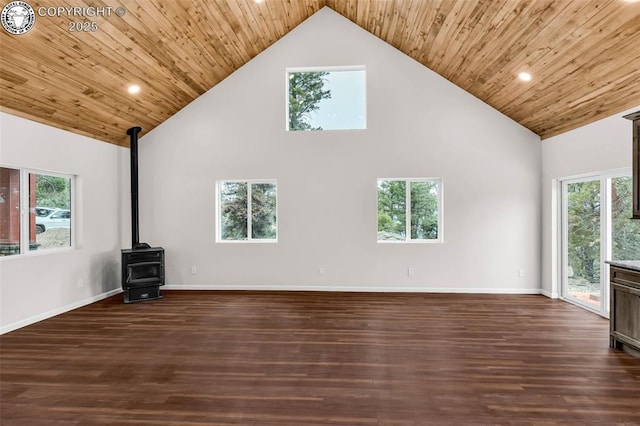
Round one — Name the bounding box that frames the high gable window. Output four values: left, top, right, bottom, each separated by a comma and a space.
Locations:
286, 67, 366, 131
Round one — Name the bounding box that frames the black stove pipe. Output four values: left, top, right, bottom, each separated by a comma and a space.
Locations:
127, 126, 143, 249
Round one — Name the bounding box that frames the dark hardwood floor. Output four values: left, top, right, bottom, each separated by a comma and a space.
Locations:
1, 291, 639, 425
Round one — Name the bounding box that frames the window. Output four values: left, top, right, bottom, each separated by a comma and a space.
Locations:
377, 178, 443, 243
560, 170, 640, 316
286, 67, 366, 131
0, 167, 20, 256
216, 180, 277, 242
0, 167, 74, 256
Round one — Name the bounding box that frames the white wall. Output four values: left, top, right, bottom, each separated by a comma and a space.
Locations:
0, 112, 128, 333
139, 8, 541, 293
541, 105, 639, 298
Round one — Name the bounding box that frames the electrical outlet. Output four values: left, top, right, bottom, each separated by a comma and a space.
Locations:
408, 267, 415, 277
318, 267, 325, 276
518, 268, 525, 277
191, 266, 197, 275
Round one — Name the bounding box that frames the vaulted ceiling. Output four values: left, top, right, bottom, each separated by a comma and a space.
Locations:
1, 0, 639, 147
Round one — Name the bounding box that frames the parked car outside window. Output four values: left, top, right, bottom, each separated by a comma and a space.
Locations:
35, 207, 56, 217
35, 209, 71, 234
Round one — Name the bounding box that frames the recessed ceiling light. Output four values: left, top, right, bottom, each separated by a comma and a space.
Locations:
518, 72, 532, 82
128, 85, 140, 94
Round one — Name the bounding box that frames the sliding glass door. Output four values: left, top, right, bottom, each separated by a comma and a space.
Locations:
561, 171, 640, 316
563, 178, 602, 312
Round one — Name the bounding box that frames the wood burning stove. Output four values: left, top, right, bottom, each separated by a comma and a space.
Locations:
122, 247, 164, 303
121, 126, 165, 303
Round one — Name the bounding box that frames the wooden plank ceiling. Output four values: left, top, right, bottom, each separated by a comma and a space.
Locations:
1, 0, 639, 147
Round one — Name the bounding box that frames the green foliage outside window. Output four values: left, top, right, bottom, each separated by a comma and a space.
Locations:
288, 71, 331, 131
220, 182, 248, 240
612, 177, 640, 261
377, 180, 406, 240
410, 181, 439, 240
34, 174, 71, 209
567, 181, 601, 284
377, 179, 440, 241
567, 176, 640, 285
251, 183, 277, 239
220, 181, 277, 241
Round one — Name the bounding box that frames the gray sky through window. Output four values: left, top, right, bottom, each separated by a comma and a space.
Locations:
306, 70, 366, 130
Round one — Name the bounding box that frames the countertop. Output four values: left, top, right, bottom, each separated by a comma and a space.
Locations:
606, 260, 640, 272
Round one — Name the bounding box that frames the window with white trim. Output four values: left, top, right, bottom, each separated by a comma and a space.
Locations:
286, 66, 366, 131
377, 178, 443, 243
216, 180, 277, 242
1, 167, 74, 256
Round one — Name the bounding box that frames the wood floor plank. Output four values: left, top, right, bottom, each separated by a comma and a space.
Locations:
1, 291, 639, 425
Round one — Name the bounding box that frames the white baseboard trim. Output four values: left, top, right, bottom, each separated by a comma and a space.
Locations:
1, 288, 122, 335
541, 289, 559, 299
163, 284, 543, 295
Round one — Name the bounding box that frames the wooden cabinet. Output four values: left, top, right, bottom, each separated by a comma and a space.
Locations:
623, 111, 640, 219
610, 265, 640, 356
